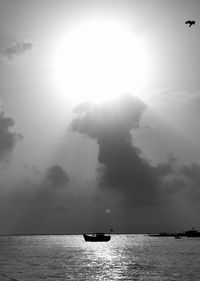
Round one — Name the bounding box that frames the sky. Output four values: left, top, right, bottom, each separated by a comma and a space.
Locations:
0, 0, 200, 234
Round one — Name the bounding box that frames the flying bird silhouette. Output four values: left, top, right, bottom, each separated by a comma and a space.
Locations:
185, 20, 195, 27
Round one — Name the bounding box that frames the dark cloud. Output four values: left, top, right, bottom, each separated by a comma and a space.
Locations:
0, 110, 22, 161
71, 94, 175, 205
71, 94, 200, 207
158, 162, 200, 203
178, 163, 200, 201
0, 40, 34, 60
181, 163, 200, 186
46, 165, 70, 187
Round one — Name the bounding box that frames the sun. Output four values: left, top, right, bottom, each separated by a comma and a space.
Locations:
55, 19, 150, 104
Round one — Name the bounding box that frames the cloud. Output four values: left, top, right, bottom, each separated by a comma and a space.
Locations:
70, 94, 200, 207
0, 110, 22, 161
178, 163, 200, 201
146, 88, 200, 110
181, 163, 200, 186
0, 165, 95, 234
71, 94, 147, 137
70, 94, 176, 205
0, 40, 34, 61
46, 165, 70, 187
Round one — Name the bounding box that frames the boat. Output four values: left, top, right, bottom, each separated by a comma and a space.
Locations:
149, 228, 200, 238
83, 233, 111, 242
180, 228, 200, 237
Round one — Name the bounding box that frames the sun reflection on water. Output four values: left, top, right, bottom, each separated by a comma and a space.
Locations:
80, 235, 143, 280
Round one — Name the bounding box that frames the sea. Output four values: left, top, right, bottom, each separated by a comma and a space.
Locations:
0, 234, 200, 281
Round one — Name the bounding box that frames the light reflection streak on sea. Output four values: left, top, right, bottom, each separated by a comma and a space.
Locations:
80, 235, 144, 280
0, 234, 200, 280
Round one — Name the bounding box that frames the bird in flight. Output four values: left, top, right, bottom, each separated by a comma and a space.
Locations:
185, 20, 195, 27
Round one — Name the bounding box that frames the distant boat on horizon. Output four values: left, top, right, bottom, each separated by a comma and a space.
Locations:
148, 228, 200, 238
83, 233, 111, 242
180, 228, 200, 237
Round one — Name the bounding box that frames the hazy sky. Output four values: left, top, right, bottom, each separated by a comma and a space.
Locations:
0, 0, 200, 234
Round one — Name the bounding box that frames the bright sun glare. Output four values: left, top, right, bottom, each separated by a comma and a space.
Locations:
55, 20, 150, 104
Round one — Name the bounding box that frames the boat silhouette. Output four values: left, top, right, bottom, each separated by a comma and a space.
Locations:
180, 228, 200, 237
83, 233, 111, 242
149, 228, 200, 238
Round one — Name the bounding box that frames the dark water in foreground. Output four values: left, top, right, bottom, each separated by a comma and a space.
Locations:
0, 234, 200, 280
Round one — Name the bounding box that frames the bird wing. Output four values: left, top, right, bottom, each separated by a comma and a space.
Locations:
185, 20, 195, 26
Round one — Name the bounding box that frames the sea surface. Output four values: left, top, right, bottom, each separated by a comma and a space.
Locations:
0, 234, 200, 280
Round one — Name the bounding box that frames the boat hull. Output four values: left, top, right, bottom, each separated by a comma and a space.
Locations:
83, 234, 111, 242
